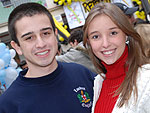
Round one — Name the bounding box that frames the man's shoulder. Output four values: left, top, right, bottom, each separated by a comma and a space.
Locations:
60, 62, 97, 79
0, 85, 20, 112
61, 62, 90, 70
0, 77, 21, 102
0, 87, 13, 105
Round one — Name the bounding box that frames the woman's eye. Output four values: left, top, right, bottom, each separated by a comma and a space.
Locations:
92, 35, 99, 39
111, 31, 118, 35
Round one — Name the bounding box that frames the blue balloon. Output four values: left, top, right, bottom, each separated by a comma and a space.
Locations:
5, 48, 10, 54
1, 85, 5, 90
16, 67, 22, 73
0, 43, 7, 59
2, 53, 11, 67
0, 69, 6, 86
0, 50, 5, 59
0, 52, 4, 59
0, 43, 6, 52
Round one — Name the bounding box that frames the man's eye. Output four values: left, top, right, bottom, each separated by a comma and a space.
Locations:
25, 36, 32, 40
43, 32, 50, 36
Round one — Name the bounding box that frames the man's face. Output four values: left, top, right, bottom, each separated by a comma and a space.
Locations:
127, 14, 136, 25
12, 14, 58, 69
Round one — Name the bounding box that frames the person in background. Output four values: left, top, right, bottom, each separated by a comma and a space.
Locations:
68, 28, 83, 47
135, 23, 150, 57
19, 60, 28, 70
56, 28, 97, 73
0, 3, 96, 113
114, 2, 138, 25
83, 3, 150, 113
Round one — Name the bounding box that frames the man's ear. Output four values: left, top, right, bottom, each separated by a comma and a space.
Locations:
10, 41, 23, 55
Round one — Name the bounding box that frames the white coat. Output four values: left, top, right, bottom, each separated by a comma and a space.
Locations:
92, 64, 150, 113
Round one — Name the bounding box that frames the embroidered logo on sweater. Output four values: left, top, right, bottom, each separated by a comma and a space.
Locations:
74, 86, 92, 108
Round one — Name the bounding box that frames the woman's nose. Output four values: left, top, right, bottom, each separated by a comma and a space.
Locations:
102, 36, 110, 48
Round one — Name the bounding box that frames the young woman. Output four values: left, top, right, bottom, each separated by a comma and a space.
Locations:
83, 2, 150, 113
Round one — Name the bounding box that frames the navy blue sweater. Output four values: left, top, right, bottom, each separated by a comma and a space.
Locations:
0, 62, 96, 113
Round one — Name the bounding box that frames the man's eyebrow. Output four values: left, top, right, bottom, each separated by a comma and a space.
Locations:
40, 27, 52, 31
21, 27, 52, 38
21, 32, 33, 38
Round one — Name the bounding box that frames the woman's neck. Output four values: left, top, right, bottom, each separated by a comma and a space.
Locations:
102, 46, 128, 79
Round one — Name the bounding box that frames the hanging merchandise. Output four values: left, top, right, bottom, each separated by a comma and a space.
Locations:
54, 0, 73, 6
53, 16, 70, 42
63, 2, 85, 29
132, 0, 150, 22
135, 10, 145, 19
53, 0, 105, 6
132, 0, 141, 5
141, 0, 150, 22
80, 0, 100, 18
0, 0, 12, 7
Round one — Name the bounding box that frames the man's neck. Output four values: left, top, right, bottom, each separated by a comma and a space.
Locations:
25, 60, 58, 78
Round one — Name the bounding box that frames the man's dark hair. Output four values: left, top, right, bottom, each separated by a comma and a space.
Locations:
68, 28, 83, 43
19, 60, 27, 68
8, 2, 56, 45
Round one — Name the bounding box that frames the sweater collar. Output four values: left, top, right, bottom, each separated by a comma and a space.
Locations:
17, 61, 62, 85
102, 45, 128, 79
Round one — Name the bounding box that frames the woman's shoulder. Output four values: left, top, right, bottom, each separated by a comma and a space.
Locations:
136, 64, 150, 112
137, 64, 150, 81
93, 74, 105, 90
137, 64, 150, 97
138, 64, 150, 76
141, 63, 150, 69
94, 74, 105, 81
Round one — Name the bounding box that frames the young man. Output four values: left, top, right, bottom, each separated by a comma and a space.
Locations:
0, 3, 96, 113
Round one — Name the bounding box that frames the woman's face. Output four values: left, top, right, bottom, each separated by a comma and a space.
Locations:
87, 14, 126, 65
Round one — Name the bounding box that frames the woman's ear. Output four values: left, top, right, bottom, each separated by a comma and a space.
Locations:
126, 36, 128, 41
10, 41, 23, 55
87, 38, 90, 46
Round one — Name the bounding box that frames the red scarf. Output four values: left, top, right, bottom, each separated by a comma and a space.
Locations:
94, 46, 128, 113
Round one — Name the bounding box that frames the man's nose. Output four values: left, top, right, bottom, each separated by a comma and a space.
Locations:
35, 36, 46, 48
